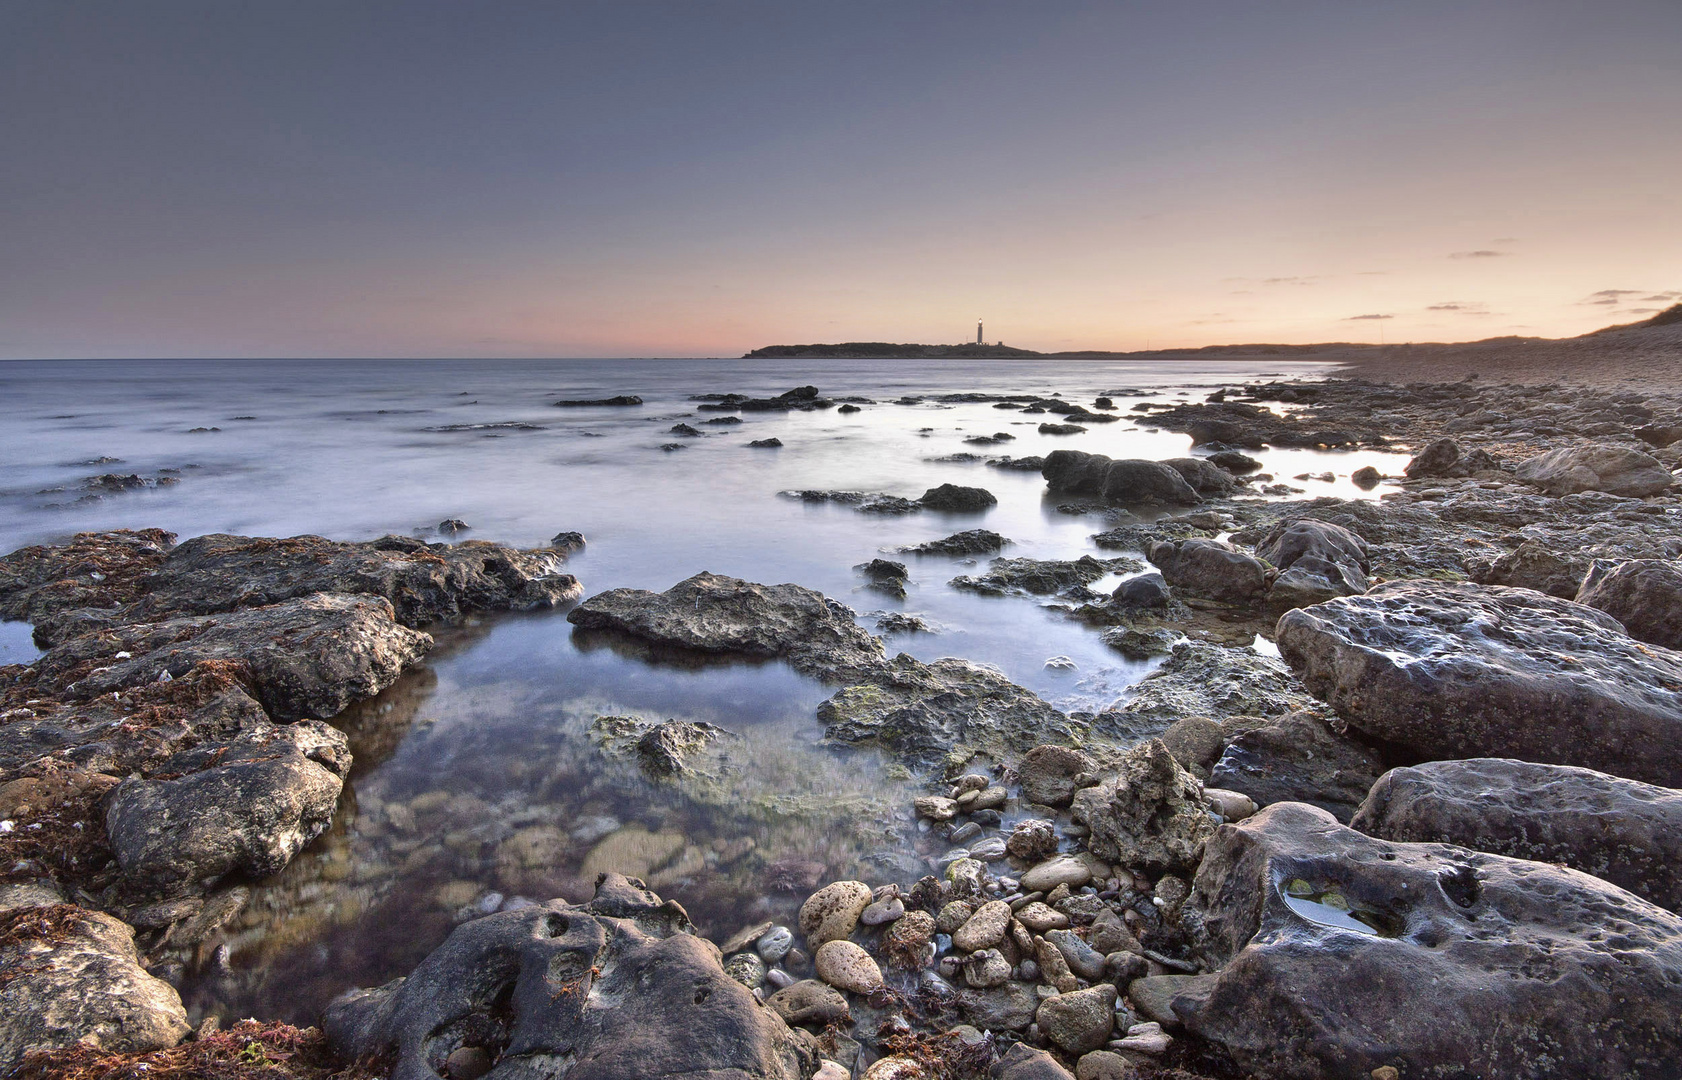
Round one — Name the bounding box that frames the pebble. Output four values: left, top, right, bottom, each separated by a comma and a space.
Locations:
860, 897, 905, 925
914, 795, 959, 821
814, 939, 884, 994
799, 880, 873, 947
1021, 854, 1093, 893
1046, 928, 1106, 980
862, 1058, 924, 1080
1112, 1021, 1172, 1054
952, 899, 1012, 952
1038, 984, 1118, 1053
1009, 891, 1045, 912
1074, 1050, 1134, 1080
946, 857, 986, 896
952, 774, 990, 794
723, 951, 767, 989
970, 786, 1009, 811
1016, 901, 1071, 932
1203, 787, 1257, 821
969, 836, 1007, 861
756, 925, 793, 962
963, 948, 1013, 988
764, 967, 794, 990
936, 900, 975, 933
445, 1046, 493, 1080
814, 1062, 850, 1080
949, 821, 983, 844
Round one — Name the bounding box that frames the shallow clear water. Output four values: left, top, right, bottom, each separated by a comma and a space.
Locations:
0, 356, 1410, 1020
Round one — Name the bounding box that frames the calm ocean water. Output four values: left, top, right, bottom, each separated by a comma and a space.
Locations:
0, 356, 1407, 1021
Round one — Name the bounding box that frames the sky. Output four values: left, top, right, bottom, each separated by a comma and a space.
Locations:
2, 0, 1679, 358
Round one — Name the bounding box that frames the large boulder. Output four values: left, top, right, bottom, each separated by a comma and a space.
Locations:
1254, 519, 1368, 576
1147, 540, 1268, 605
31, 593, 431, 720
1162, 457, 1236, 495
1402, 437, 1495, 479
1042, 451, 1201, 506
1169, 802, 1682, 1079
0, 529, 175, 639
1276, 581, 1682, 787
1353, 758, 1682, 912
1209, 710, 1385, 824
568, 572, 885, 682
1017, 745, 1096, 808
105, 721, 351, 896
326, 874, 817, 1080
1071, 739, 1214, 872
918, 484, 997, 512
0, 905, 190, 1072
820, 655, 1086, 769
1576, 558, 1682, 650
1515, 444, 1673, 497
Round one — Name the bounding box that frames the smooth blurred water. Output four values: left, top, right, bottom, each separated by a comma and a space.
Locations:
0, 356, 1411, 1021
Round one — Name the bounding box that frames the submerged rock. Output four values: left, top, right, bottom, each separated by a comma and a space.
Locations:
326, 874, 818, 1080
0, 905, 191, 1072
1174, 801, 1682, 1080
32, 593, 431, 721
918, 484, 997, 512
1353, 758, 1682, 912
1277, 581, 1682, 786
1042, 451, 1201, 506
951, 555, 1138, 597
105, 721, 350, 896
1575, 558, 1682, 649
552, 394, 643, 406
1102, 641, 1311, 737
819, 654, 1084, 769
568, 571, 885, 682
1515, 444, 1673, 497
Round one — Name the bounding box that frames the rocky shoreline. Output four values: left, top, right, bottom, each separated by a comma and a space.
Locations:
5, 373, 1682, 1078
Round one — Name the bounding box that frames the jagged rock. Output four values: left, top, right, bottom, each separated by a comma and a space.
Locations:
568, 572, 884, 682
32, 593, 431, 720
1207, 450, 1262, 473
326, 874, 817, 1080
629, 719, 728, 778
1173, 802, 1682, 1080
1037, 984, 1117, 1054
957, 982, 1037, 1032
1042, 451, 1201, 506
898, 530, 1010, 556
0, 905, 190, 1071
123, 533, 581, 633
1146, 540, 1268, 605
105, 721, 349, 896
1276, 580, 1682, 787
1515, 444, 1673, 497
1254, 519, 1368, 577
1018, 745, 1095, 808
1071, 739, 1215, 872
1465, 540, 1588, 598
819, 654, 1085, 769
549, 531, 587, 556
951, 555, 1137, 597
1210, 710, 1385, 823
0, 529, 175, 638
1576, 558, 1682, 649
919, 484, 997, 512
1353, 758, 1682, 912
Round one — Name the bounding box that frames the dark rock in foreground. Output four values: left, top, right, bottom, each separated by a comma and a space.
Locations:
567, 571, 885, 682
1277, 581, 1682, 787
0, 905, 191, 1072
1210, 710, 1384, 824
326, 874, 817, 1080
898, 529, 1010, 556
1171, 801, 1682, 1080
1042, 450, 1201, 506
1576, 558, 1682, 649
105, 721, 351, 897
1353, 758, 1682, 913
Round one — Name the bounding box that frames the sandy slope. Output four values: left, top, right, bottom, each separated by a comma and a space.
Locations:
1337, 321, 1682, 390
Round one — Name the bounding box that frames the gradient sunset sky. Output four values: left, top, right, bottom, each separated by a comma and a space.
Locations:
3, 1, 1678, 359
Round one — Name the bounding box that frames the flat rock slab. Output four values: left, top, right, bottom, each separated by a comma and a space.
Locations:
1353, 757, 1682, 912
1515, 444, 1674, 497
819, 654, 1085, 769
1276, 580, 1682, 787
326, 874, 816, 1080
32, 592, 432, 721
568, 571, 884, 682
1174, 802, 1682, 1079
0, 905, 190, 1072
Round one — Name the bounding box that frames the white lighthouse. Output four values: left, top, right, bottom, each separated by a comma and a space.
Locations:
976, 320, 984, 345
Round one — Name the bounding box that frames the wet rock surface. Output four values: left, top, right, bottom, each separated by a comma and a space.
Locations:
1277, 580, 1682, 786
567, 571, 885, 681
1515, 444, 1674, 496
1177, 801, 1682, 1080
1042, 451, 1201, 506
953, 555, 1140, 598
1210, 710, 1385, 824
1575, 557, 1682, 649
1353, 758, 1682, 912
326, 874, 818, 1080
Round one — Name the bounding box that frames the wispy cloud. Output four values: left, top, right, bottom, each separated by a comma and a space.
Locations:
1262, 276, 1316, 286
1449, 250, 1507, 259
1427, 302, 1494, 315
1345, 313, 1393, 320
1641, 292, 1680, 302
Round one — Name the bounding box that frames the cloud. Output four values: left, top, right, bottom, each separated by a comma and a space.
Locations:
1427, 302, 1494, 315
1449, 250, 1507, 259
1262, 276, 1316, 286
1427, 303, 1469, 311
1589, 298, 1620, 305
1588, 289, 1642, 299
1641, 293, 1679, 301
1628, 308, 1660, 314
1492, 237, 1520, 244
1345, 314, 1393, 320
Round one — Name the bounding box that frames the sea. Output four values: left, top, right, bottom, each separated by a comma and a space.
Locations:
0, 356, 1407, 1022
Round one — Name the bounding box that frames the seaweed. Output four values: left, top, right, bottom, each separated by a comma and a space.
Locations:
10, 1021, 389, 1080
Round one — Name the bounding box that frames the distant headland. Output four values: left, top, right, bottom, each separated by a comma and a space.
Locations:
741, 341, 1365, 360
